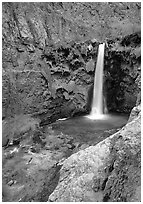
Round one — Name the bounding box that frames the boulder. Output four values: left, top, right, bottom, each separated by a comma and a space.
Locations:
49, 106, 141, 202
128, 104, 141, 122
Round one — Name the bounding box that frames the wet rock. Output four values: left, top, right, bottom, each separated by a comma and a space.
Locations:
2, 184, 13, 202
16, 45, 26, 52
104, 36, 141, 113
32, 129, 46, 146
49, 106, 141, 202
7, 180, 14, 186
27, 44, 35, 53
63, 92, 70, 100
128, 104, 141, 122
67, 80, 76, 93
85, 59, 95, 73
2, 148, 59, 202
79, 143, 90, 151
2, 114, 40, 147
51, 64, 70, 75
2, 117, 81, 202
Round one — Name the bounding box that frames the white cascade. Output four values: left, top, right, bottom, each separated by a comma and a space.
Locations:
87, 43, 107, 119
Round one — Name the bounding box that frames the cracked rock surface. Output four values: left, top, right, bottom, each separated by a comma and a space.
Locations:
49, 105, 141, 202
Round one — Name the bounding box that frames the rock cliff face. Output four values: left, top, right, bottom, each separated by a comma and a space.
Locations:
2, 2, 141, 123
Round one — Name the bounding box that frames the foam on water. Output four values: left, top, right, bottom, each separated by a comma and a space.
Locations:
85, 114, 107, 120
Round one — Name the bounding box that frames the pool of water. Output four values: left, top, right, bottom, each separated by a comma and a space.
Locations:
49, 114, 129, 146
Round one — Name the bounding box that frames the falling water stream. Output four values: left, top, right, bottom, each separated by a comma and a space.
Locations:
47, 43, 129, 146
87, 43, 106, 119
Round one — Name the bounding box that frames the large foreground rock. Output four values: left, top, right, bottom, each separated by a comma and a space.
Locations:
49, 107, 141, 202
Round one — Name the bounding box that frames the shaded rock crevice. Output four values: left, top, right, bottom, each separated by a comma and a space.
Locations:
104, 33, 140, 113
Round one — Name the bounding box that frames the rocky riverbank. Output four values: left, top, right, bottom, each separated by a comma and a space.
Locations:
2, 113, 126, 201
2, 114, 75, 201
49, 105, 141, 202
2, 105, 140, 202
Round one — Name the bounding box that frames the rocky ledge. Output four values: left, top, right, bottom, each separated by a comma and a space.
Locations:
49, 104, 141, 202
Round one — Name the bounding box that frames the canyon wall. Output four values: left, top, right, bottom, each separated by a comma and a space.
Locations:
2, 3, 141, 202
2, 2, 141, 123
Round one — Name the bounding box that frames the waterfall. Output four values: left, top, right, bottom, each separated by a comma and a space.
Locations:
87, 43, 107, 119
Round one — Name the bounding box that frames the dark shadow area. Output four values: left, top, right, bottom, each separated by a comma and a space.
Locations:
38, 165, 62, 202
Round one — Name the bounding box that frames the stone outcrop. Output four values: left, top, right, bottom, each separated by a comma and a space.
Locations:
49, 105, 141, 202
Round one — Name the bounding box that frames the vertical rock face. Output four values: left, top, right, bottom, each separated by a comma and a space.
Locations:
104, 32, 141, 113
49, 105, 141, 202
2, 2, 141, 122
